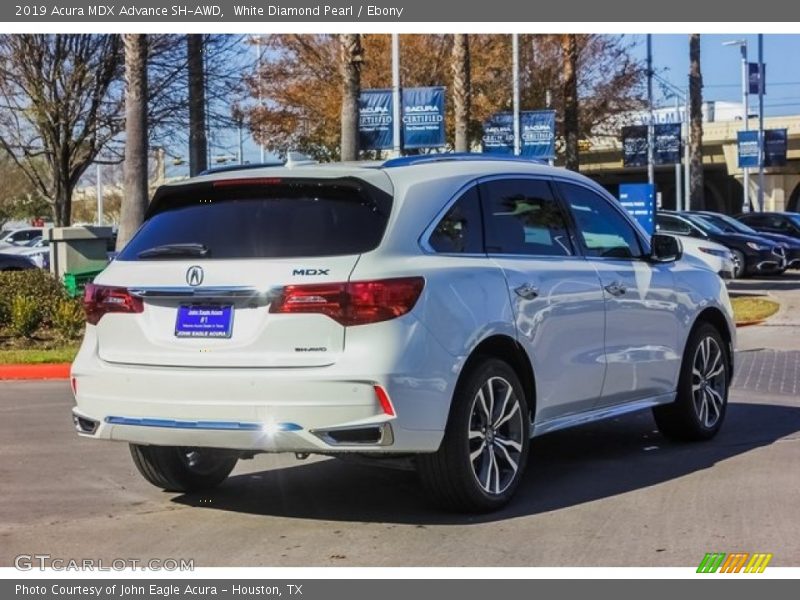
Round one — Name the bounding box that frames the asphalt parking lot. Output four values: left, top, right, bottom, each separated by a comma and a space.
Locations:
2, 278, 799, 568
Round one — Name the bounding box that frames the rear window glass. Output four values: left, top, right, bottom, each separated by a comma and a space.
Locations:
118, 181, 391, 260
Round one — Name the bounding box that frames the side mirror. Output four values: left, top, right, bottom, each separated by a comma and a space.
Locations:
650, 233, 682, 263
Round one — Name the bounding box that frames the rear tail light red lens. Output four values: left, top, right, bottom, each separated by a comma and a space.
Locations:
374, 385, 396, 417
269, 277, 424, 326
83, 283, 144, 325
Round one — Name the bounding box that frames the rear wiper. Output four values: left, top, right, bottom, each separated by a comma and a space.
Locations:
137, 243, 209, 259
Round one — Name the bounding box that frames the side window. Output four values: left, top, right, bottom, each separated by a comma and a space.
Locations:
429, 186, 483, 253
657, 215, 692, 236
558, 182, 643, 259
480, 178, 573, 256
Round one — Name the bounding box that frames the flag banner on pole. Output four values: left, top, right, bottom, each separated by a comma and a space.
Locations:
358, 89, 394, 150
737, 130, 760, 168
482, 113, 515, 154
748, 62, 765, 95
622, 125, 648, 167
401, 86, 446, 149
654, 123, 681, 165
764, 128, 787, 167
520, 110, 556, 159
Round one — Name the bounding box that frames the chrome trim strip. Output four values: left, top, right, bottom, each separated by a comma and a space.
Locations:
105, 416, 302, 432
128, 286, 273, 299
532, 392, 675, 437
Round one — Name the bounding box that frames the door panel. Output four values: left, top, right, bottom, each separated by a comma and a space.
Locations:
556, 180, 682, 406
589, 259, 681, 405
479, 178, 607, 422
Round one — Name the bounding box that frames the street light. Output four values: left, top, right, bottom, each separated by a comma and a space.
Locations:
723, 39, 750, 213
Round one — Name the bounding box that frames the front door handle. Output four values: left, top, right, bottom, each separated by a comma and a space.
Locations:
604, 281, 627, 297
514, 283, 540, 300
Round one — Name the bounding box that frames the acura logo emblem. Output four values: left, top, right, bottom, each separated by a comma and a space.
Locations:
186, 266, 204, 287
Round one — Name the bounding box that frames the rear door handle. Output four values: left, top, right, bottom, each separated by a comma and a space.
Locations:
604, 282, 627, 297
514, 283, 539, 300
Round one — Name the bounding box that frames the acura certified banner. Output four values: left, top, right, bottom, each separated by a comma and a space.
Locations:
764, 128, 787, 167
622, 125, 648, 168
653, 123, 681, 165
358, 89, 394, 150
482, 111, 556, 158
401, 86, 446, 149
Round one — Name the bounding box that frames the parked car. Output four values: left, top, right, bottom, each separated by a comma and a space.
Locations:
653, 219, 734, 279
0, 252, 37, 271
0, 235, 50, 268
735, 211, 800, 242
71, 156, 735, 512
692, 211, 800, 270
656, 210, 786, 278
0, 227, 43, 247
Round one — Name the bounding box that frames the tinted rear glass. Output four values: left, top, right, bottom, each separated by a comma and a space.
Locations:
118, 181, 391, 260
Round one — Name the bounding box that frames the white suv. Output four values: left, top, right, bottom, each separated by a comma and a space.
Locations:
71, 156, 735, 512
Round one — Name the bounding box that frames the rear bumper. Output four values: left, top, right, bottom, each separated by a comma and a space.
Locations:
71, 321, 457, 454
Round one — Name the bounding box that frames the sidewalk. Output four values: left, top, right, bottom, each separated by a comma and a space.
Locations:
728, 273, 800, 352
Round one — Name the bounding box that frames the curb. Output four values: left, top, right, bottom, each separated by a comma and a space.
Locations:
0, 363, 71, 380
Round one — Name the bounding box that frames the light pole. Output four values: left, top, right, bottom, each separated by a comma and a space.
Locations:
723, 39, 750, 213
757, 34, 765, 212
391, 33, 401, 157
654, 73, 690, 211
512, 33, 521, 156
646, 34, 655, 186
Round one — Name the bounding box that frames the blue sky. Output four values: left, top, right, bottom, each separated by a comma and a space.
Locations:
630, 34, 800, 116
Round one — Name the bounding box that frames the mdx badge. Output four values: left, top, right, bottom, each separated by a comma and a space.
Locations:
186, 265, 204, 286
292, 268, 330, 276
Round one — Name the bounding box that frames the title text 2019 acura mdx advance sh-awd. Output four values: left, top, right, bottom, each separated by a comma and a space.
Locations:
71, 156, 735, 512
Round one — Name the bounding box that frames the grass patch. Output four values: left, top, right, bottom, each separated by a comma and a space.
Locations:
731, 296, 780, 325
0, 327, 80, 364
0, 346, 78, 364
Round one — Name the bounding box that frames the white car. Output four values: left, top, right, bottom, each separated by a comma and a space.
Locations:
653, 223, 735, 279
0, 227, 43, 247
71, 156, 736, 512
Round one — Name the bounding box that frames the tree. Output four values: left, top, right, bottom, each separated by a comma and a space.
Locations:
0, 35, 123, 226
451, 34, 471, 153
247, 34, 645, 162
688, 34, 704, 209
339, 34, 363, 162
117, 35, 149, 249
0, 152, 49, 226
561, 34, 580, 171
187, 34, 207, 176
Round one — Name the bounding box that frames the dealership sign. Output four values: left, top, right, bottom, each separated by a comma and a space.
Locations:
622, 125, 648, 167
401, 87, 446, 149
482, 111, 556, 158
737, 130, 760, 168
764, 128, 787, 167
358, 89, 394, 150
619, 183, 656, 235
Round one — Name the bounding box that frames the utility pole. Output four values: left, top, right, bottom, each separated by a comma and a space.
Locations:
512, 33, 521, 156
646, 34, 655, 186
674, 94, 682, 212
724, 39, 750, 212
757, 34, 765, 212
391, 34, 401, 157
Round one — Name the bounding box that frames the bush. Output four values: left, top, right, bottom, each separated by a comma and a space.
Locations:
0, 269, 69, 328
51, 298, 85, 340
9, 295, 42, 338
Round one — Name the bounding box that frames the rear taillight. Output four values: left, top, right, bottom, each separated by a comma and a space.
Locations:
269, 277, 424, 326
83, 283, 144, 325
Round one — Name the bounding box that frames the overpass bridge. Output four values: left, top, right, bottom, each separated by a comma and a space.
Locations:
580, 114, 800, 215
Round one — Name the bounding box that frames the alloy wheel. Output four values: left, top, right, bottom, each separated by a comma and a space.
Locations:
691, 336, 727, 428
468, 376, 525, 495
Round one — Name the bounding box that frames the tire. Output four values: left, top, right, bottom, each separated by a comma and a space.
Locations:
417, 357, 530, 513
652, 322, 729, 441
731, 250, 746, 279
129, 444, 239, 492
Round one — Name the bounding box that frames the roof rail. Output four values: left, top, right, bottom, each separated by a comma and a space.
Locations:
381, 153, 548, 168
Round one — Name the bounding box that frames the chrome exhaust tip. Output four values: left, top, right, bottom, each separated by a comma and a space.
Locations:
73, 414, 99, 435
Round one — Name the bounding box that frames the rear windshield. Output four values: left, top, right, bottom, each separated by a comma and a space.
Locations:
118, 181, 391, 260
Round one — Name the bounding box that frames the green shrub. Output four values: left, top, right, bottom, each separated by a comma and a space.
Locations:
51, 298, 85, 340
0, 269, 69, 328
9, 295, 42, 338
